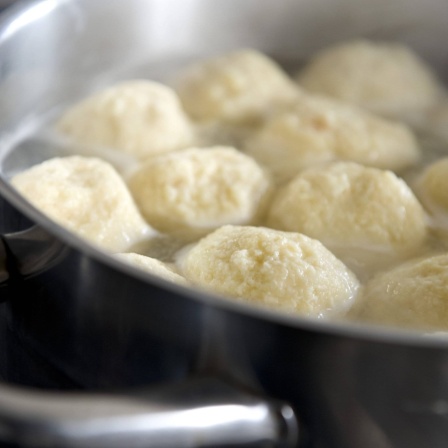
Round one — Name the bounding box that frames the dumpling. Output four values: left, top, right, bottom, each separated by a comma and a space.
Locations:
127, 147, 272, 234
56, 81, 194, 160
267, 162, 427, 271
244, 94, 419, 184
178, 225, 359, 318
297, 39, 442, 124
352, 253, 448, 331
174, 49, 301, 124
417, 157, 448, 215
11, 156, 152, 252
415, 158, 448, 247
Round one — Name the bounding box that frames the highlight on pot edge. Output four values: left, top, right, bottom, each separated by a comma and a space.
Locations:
8, 39, 448, 335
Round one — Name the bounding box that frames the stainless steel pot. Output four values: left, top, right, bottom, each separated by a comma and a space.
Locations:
1, 0, 448, 447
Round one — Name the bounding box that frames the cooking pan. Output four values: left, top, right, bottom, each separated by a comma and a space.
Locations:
1, 0, 448, 447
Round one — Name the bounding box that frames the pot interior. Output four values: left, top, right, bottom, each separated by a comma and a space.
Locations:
1, 0, 448, 342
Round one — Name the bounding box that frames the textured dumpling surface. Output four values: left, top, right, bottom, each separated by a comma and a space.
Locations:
127, 147, 272, 233
11, 156, 151, 252
297, 40, 441, 122
268, 162, 427, 254
179, 225, 359, 318
174, 49, 300, 124
114, 252, 187, 285
56, 81, 194, 160
353, 254, 448, 331
417, 157, 448, 214
244, 94, 419, 184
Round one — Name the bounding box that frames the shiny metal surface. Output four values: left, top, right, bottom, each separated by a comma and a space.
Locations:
0, 378, 298, 447
0, 0, 16, 9
0, 0, 448, 447
0, 237, 8, 295
0, 204, 300, 447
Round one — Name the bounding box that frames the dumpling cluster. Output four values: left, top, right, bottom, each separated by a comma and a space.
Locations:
11, 41, 448, 331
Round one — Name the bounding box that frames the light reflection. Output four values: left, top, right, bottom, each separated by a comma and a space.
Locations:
0, 0, 58, 41
63, 404, 272, 437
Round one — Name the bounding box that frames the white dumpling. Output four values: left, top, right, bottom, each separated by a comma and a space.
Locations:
415, 158, 448, 246
352, 253, 448, 331
11, 156, 152, 252
267, 162, 428, 264
417, 157, 448, 215
297, 39, 442, 124
244, 93, 419, 184
178, 225, 359, 318
127, 147, 272, 234
174, 49, 301, 124
56, 81, 194, 160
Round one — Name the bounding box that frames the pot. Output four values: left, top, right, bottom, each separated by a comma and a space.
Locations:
1, 0, 448, 447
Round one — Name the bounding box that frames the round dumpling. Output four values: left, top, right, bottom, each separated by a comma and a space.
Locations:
56, 81, 194, 160
417, 158, 448, 215
352, 254, 448, 331
178, 225, 359, 318
174, 49, 301, 124
11, 156, 152, 252
244, 94, 419, 184
127, 147, 272, 234
297, 40, 442, 123
114, 252, 187, 285
267, 162, 427, 257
